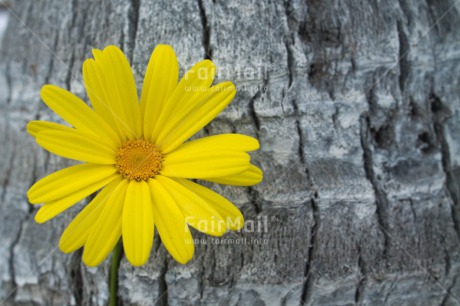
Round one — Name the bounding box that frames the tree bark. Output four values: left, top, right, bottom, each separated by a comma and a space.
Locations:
0, 0, 459, 305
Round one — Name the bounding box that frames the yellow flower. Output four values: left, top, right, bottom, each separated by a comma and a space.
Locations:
27, 45, 262, 267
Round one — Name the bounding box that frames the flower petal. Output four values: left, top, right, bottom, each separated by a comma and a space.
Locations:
84, 46, 141, 139
156, 176, 226, 237
40, 85, 120, 147
161, 149, 250, 178
175, 179, 244, 230
34, 173, 118, 223
204, 164, 263, 186
28, 164, 117, 204
82, 179, 128, 267
36, 130, 116, 164
157, 82, 236, 153
122, 180, 154, 266
27, 121, 72, 138
140, 45, 179, 139
83, 58, 123, 137
151, 60, 216, 143
148, 178, 194, 264
59, 177, 122, 253
168, 134, 260, 155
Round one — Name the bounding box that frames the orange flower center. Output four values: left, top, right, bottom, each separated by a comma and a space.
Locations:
116, 139, 163, 181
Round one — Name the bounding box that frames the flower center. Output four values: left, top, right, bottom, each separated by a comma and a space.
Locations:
116, 139, 163, 181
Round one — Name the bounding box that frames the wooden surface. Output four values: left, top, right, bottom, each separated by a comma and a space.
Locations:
0, 0, 459, 305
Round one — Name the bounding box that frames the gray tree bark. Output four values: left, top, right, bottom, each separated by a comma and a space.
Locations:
0, 0, 459, 305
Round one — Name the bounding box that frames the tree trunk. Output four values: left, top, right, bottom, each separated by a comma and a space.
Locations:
1, 0, 459, 305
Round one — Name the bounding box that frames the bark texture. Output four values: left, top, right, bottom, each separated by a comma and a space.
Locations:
0, 0, 460, 305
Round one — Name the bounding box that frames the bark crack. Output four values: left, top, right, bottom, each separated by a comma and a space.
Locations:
284, 39, 294, 89
359, 114, 390, 258
383, 275, 398, 305
289, 54, 319, 304
128, 0, 140, 63
439, 273, 459, 306
443, 247, 451, 280
354, 247, 367, 305
248, 86, 262, 213
65, 49, 75, 91
431, 92, 460, 241
294, 108, 305, 165
198, 261, 205, 302
248, 90, 261, 136
300, 197, 319, 306
44, 30, 59, 85
248, 187, 261, 214
157, 258, 169, 306
332, 105, 340, 131
408, 198, 417, 224
396, 20, 410, 94
5, 60, 11, 105
69, 0, 77, 29
197, 0, 212, 59
70, 251, 83, 305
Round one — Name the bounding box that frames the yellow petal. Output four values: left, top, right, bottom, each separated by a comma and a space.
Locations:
92, 48, 103, 60
176, 179, 244, 230
157, 82, 236, 153
168, 134, 260, 155
148, 179, 194, 264
36, 130, 116, 164
86, 46, 141, 139
140, 45, 179, 139
40, 85, 120, 147
156, 176, 226, 237
122, 181, 154, 266
82, 179, 128, 267
27, 121, 72, 138
28, 164, 117, 204
151, 60, 216, 143
204, 164, 263, 186
83, 58, 124, 138
161, 149, 250, 178
59, 177, 122, 253
34, 174, 118, 223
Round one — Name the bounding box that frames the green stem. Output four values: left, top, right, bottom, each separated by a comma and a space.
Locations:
109, 240, 122, 306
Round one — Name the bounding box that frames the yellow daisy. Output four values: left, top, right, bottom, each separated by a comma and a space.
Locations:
27, 45, 262, 267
